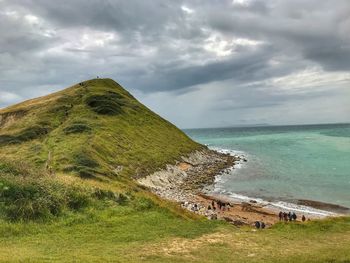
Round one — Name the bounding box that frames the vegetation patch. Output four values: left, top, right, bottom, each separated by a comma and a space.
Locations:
0, 110, 27, 129
63, 123, 92, 135
0, 160, 125, 221
132, 196, 156, 211
61, 153, 101, 178
93, 188, 128, 205
0, 124, 51, 146
0, 176, 91, 221
0, 160, 34, 176
85, 92, 125, 115
74, 153, 98, 168
76, 167, 99, 179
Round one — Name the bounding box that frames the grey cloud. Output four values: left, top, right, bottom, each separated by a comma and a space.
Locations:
0, 0, 349, 127
127, 45, 277, 92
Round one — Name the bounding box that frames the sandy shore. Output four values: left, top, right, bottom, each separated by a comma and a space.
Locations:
138, 148, 343, 227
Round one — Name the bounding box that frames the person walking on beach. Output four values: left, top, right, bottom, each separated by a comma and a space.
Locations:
302, 215, 306, 222
255, 221, 261, 229
279, 211, 283, 221
261, 222, 266, 229
292, 212, 297, 221
283, 212, 288, 221
288, 212, 292, 221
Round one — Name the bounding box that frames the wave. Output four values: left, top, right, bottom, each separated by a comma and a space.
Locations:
209, 189, 337, 218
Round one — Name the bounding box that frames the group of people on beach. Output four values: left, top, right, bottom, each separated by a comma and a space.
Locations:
208, 200, 232, 211
180, 200, 233, 220
278, 211, 307, 222
254, 221, 266, 229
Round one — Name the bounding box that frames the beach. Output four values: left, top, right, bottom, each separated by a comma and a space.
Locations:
138, 148, 340, 227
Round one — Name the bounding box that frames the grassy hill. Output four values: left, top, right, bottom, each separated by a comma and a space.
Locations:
0, 79, 349, 262
0, 78, 202, 179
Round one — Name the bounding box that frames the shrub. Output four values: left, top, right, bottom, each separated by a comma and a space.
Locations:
63, 123, 92, 135
0, 160, 91, 221
0, 124, 51, 146
0, 160, 125, 221
0, 178, 65, 221
74, 153, 98, 168
85, 92, 124, 115
0, 176, 91, 221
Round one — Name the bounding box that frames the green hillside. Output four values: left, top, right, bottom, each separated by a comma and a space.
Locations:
0, 78, 202, 179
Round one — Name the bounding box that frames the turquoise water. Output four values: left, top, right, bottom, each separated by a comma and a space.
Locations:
185, 124, 350, 209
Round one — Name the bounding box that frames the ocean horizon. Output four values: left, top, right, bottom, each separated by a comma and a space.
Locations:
184, 123, 350, 215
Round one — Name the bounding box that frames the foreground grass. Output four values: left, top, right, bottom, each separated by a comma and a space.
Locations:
0, 204, 219, 262
0, 206, 349, 262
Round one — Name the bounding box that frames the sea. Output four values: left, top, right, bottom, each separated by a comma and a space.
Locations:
184, 123, 350, 217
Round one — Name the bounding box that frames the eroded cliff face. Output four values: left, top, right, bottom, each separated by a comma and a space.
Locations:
0, 110, 27, 130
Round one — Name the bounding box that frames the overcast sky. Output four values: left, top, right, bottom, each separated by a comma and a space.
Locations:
0, 0, 349, 128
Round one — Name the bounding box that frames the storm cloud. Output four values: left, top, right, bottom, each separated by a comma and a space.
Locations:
0, 0, 349, 127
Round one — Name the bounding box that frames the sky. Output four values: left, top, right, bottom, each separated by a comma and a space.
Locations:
0, 0, 349, 128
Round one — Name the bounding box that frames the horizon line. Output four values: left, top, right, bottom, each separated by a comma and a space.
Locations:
182, 121, 350, 130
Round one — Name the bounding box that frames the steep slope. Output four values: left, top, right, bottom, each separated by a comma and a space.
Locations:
0, 78, 203, 179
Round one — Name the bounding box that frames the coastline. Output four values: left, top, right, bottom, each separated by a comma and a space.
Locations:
138, 148, 346, 227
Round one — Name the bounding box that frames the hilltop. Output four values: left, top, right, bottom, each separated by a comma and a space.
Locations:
0, 78, 203, 179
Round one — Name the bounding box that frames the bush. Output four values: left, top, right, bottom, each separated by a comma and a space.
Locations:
63, 123, 92, 135
74, 153, 98, 168
0, 178, 64, 221
0, 177, 91, 221
0, 160, 125, 221
85, 92, 124, 115
0, 124, 51, 146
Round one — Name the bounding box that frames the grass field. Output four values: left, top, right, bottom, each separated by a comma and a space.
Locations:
0, 204, 349, 262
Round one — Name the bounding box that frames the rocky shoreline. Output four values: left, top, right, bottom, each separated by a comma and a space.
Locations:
137, 149, 239, 202
137, 149, 281, 226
